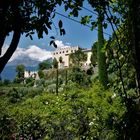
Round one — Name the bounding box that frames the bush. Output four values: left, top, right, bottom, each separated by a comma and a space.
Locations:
25, 77, 34, 85
7, 87, 44, 103
0, 114, 16, 139
8, 88, 24, 103
0, 82, 126, 139
69, 66, 92, 87
16, 115, 45, 140
3, 79, 11, 85
47, 84, 56, 93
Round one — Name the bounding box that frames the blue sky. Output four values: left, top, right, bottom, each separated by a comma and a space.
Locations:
3, 1, 112, 62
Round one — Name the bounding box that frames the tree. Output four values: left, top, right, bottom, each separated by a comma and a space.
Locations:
59, 56, 64, 69
53, 58, 58, 69
53, 58, 58, 94
90, 42, 97, 67
127, 0, 140, 94
0, 0, 65, 74
39, 59, 52, 70
69, 48, 87, 67
59, 56, 63, 63
15, 64, 25, 83
97, 18, 108, 88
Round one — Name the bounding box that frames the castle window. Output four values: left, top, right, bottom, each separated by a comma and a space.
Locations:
60, 52, 61, 54
63, 51, 65, 53
54, 53, 55, 55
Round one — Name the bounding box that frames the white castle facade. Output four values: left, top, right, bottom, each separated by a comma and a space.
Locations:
52, 46, 92, 68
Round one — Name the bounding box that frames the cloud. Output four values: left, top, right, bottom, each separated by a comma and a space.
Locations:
2, 44, 52, 62
25, 45, 52, 61
54, 40, 71, 48
1, 40, 73, 62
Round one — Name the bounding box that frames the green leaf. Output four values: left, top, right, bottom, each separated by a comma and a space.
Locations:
25, 33, 29, 37
73, 9, 78, 17
52, 13, 55, 19
57, 0, 62, 6
50, 40, 54, 46
43, 26, 48, 35
50, 36, 55, 39
53, 42, 57, 48
91, 21, 97, 29
46, 22, 52, 30
60, 29, 66, 36
58, 20, 63, 29
29, 35, 33, 40
65, 5, 68, 11
103, 23, 108, 29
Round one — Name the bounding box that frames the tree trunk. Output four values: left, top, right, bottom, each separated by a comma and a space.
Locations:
97, 18, 108, 88
0, 34, 6, 55
129, 0, 140, 95
56, 68, 59, 94
0, 29, 21, 74
65, 68, 67, 85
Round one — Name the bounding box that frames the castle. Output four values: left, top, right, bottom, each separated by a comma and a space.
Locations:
52, 46, 92, 68
24, 46, 92, 79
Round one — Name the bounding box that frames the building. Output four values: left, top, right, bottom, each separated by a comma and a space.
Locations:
52, 46, 92, 68
24, 70, 39, 80
83, 49, 92, 66
52, 46, 79, 68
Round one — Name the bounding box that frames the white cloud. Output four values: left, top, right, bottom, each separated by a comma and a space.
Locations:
54, 40, 71, 48
2, 40, 73, 62
25, 45, 52, 61
2, 44, 52, 62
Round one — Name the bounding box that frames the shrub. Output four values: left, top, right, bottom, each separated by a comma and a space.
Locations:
16, 115, 45, 140
0, 114, 16, 139
0, 82, 126, 139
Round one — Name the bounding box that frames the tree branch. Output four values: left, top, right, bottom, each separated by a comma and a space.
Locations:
0, 29, 21, 74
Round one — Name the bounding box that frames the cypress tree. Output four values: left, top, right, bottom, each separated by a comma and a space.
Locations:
97, 18, 108, 88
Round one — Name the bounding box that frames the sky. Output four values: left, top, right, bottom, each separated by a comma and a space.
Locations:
3, 1, 112, 63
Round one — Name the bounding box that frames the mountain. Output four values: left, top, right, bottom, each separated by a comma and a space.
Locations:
1, 57, 52, 80
7, 56, 40, 67
0, 45, 54, 80
1, 56, 40, 80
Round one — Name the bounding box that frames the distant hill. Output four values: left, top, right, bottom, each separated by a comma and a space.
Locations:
1, 57, 53, 81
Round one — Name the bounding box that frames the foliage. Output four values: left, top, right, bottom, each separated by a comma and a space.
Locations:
90, 41, 98, 67
69, 48, 87, 67
38, 70, 45, 79
0, 82, 126, 139
0, 0, 66, 73
59, 56, 63, 63
3, 79, 11, 85
25, 77, 35, 86
97, 16, 108, 89
5, 87, 44, 103
1, 0, 140, 139
69, 66, 92, 87
105, 26, 140, 139
0, 114, 16, 139
15, 64, 25, 83
16, 115, 45, 140
39, 59, 52, 70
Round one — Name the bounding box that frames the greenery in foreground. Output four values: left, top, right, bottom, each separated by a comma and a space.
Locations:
0, 81, 126, 140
